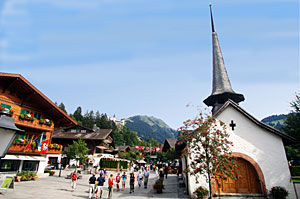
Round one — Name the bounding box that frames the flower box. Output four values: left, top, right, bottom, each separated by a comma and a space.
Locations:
39, 119, 53, 126
19, 113, 35, 121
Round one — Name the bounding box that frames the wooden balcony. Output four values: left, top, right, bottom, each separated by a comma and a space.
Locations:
47, 147, 63, 154
9, 143, 39, 153
8, 143, 62, 155
10, 114, 54, 131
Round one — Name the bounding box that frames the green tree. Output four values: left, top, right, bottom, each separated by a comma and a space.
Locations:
283, 94, 300, 140
283, 94, 300, 165
65, 139, 89, 168
178, 113, 238, 199
72, 107, 83, 124
58, 102, 67, 114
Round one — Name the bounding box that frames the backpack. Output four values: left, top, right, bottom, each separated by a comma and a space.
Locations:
116, 176, 121, 183
72, 174, 77, 181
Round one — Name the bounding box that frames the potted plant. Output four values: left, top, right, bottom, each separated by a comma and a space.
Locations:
15, 173, 22, 182
30, 171, 38, 180
153, 179, 164, 193
270, 186, 289, 199
194, 186, 209, 199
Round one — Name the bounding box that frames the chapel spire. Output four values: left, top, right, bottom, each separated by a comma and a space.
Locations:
204, 4, 245, 114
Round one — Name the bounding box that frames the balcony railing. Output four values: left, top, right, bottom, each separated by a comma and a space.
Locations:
8, 143, 62, 155
9, 113, 54, 131
9, 143, 39, 153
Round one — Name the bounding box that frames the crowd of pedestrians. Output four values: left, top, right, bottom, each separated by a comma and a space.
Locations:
71, 167, 152, 199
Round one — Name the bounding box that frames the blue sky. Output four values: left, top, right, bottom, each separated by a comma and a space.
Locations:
0, 0, 299, 129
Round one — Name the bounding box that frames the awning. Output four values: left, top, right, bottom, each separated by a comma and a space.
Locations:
96, 146, 108, 150
2, 154, 46, 161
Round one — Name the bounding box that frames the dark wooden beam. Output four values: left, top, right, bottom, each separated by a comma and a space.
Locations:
21, 92, 36, 106
2, 77, 18, 93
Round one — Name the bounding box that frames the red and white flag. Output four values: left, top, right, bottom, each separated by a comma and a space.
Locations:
38, 139, 49, 154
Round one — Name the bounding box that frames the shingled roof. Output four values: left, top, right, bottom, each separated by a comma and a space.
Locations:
53, 126, 112, 140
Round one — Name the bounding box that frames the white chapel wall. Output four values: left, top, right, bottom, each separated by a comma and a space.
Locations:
216, 105, 296, 199
186, 105, 296, 199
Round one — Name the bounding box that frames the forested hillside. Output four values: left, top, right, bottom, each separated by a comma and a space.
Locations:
56, 103, 161, 147
261, 114, 287, 131
125, 115, 178, 143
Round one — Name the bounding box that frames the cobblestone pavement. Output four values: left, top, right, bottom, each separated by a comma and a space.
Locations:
0, 169, 189, 199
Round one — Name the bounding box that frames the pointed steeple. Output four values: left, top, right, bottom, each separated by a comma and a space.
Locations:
204, 4, 244, 113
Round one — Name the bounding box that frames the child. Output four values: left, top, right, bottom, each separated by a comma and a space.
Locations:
121, 172, 127, 190
129, 172, 135, 193
71, 171, 78, 191
116, 173, 121, 191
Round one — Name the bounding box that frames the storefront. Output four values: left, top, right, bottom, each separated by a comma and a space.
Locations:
0, 154, 47, 173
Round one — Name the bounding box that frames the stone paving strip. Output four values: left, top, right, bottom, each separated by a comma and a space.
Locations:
0, 170, 188, 199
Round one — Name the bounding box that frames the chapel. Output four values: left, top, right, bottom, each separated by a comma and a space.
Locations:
182, 5, 296, 198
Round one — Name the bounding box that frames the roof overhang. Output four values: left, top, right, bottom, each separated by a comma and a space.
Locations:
0, 73, 77, 127
213, 99, 297, 144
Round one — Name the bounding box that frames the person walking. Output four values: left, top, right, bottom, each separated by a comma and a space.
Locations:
159, 169, 164, 181
164, 165, 168, 179
129, 172, 135, 193
143, 168, 150, 189
71, 171, 78, 192
89, 174, 96, 199
121, 172, 127, 190
108, 174, 114, 198
116, 173, 121, 191
96, 173, 105, 199
137, 170, 143, 189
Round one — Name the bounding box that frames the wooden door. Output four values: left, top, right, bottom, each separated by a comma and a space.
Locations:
217, 158, 260, 194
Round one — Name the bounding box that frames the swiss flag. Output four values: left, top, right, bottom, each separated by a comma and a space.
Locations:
156, 147, 161, 152
134, 145, 139, 150
38, 140, 49, 154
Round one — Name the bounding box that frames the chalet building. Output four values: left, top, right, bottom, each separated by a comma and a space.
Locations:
52, 125, 114, 166
113, 145, 132, 154
0, 73, 76, 174
181, 6, 296, 198
162, 138, 177, 152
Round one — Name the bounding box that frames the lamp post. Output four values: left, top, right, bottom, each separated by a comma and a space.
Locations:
0, 109, 24, 159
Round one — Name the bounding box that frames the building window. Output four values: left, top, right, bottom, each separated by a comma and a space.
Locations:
20, 108, 30, 115
22, 161, 39, 171
0, 160, 21, 172
0, 103, 11, 110
33, 112, 41, 120
81, 130, 87, 133
71, 129, 76, 133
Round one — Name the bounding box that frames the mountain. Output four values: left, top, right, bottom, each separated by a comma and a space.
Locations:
261, 114, 287, 131
125, 115, 178, 144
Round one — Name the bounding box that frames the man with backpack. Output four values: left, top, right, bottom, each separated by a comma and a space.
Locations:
96, 173, 105, 199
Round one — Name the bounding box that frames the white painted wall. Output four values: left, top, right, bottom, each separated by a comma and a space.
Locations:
186, 104, 296, 199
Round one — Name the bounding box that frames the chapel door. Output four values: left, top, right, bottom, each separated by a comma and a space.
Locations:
217, 158, 260, 194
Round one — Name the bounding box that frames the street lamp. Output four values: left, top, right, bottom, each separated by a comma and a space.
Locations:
0, 109, 24, 158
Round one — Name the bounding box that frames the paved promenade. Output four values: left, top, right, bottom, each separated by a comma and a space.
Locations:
0, 169, 188, 199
